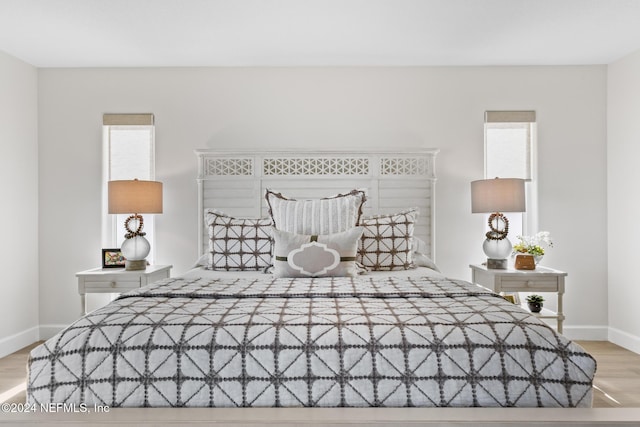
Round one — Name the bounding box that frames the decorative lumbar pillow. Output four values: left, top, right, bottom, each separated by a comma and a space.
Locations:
265, 189, 366, 236
272, 227, 364, 278
206, 210, 272, 271
358, 208, 418, 271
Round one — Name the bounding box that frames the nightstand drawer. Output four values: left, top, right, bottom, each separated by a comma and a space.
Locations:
500, 277, 559, 291
84, 278, 140, 290
77, 265, 172, 316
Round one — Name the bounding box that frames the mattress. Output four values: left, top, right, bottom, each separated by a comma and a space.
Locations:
27, 271, 595, 408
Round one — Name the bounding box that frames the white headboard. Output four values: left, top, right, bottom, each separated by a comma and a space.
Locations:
196, 150, 439, 260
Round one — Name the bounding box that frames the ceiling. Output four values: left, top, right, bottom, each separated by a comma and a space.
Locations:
1, 0, 640, 68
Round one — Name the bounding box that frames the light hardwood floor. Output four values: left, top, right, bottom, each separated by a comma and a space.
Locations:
577, 340, 640, 408
0, 341, 40, 405
1, 340, 638, 408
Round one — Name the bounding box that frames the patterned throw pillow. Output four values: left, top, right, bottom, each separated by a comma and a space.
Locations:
265, 189, 366, 236
358, 209, 418, 271
206, 210, 272, 271
272, 227, 363, 278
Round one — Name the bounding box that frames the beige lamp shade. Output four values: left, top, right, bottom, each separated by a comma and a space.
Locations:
108, 179, 163, 214
471, 178, 525, 213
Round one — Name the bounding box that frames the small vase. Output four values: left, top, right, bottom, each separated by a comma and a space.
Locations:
534, 255, 543, 265
528, 302, 543, 313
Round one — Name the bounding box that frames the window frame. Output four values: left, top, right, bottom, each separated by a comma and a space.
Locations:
483, 111, 537, 236
101, 114, 156, 260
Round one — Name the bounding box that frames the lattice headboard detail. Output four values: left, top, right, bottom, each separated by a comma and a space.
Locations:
196, 150, 439, 260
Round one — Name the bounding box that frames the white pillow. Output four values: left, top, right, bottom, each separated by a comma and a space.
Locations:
266, 189, 366, 235
411, 236, 440, 272
272, 227, 363, 278
206, 210, 272, 271
358, 209, 418, 271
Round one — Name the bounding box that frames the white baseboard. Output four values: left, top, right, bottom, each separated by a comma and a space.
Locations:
561, 325, 609, 341
38, 324, 67, 341
608, 327, 640, 355
0, 326, 40, 359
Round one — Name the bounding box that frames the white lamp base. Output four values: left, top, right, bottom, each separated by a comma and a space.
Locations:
121, 235, 151, 271
486, 258, 508, 269
482, 238, 512, 269
125, 259, 147, 271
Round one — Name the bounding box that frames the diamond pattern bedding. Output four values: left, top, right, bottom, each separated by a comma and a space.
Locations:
27, 275, 595, 408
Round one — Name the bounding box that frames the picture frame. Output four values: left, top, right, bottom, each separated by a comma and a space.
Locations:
102, 248, 125, 268
501, 292, 521, 305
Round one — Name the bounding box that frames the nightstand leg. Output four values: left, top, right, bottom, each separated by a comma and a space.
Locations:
80, 293, 86, 316
557, 291, 564, 334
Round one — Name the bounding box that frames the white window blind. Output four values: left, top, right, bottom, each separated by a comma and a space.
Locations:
485, 111, 535, 181
102, 114, 156, 260
484, 111, 537, 237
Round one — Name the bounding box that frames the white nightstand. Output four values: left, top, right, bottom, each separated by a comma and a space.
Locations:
469, 263, 567, 333
77, 265, 172, 315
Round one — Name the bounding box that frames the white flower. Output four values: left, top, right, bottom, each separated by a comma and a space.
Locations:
513, 231, 553, 256
534, 231, 553, 247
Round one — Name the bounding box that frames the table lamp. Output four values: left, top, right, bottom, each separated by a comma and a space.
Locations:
471, 178, 525, 269
108, 179, 163, 270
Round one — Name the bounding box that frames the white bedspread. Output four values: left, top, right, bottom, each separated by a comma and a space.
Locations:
27, 272, 595, 408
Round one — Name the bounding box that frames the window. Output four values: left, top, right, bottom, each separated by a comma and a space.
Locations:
102, 114, 156, 261
484, 111, 537, 237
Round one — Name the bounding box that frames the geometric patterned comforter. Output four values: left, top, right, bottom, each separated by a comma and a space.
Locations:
27, 275, 596, 408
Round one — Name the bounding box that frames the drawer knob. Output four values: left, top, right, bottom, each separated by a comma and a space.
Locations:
110, 282, 116, 288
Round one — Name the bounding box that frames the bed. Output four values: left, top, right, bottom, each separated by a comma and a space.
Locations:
26, 150, 596, 408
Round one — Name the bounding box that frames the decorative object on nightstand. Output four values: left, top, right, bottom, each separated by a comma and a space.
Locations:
513, 231, 553, 268
470, 177, 525, 269
102, 248, 125, 268
502, 294, 518, 304
469, 263, 567, 333
526, 294, 544, 313
514, 254, 536, 270
108, 179, 163, 270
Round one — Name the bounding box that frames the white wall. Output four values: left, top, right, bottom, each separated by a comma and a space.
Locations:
0, 51, 39, 357
607, 49, 640, 353
37, 66, 608, 340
